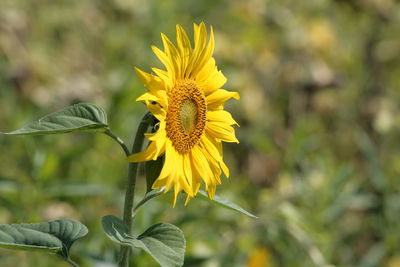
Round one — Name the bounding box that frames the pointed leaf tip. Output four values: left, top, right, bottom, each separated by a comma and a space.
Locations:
197, 190, 258, 218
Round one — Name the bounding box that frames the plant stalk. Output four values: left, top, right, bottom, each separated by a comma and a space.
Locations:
104, 130, 130, 157
132, 187, 165, 217
119, 112, 153, 267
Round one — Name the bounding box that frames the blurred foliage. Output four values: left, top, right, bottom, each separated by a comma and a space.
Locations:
1, 0, 400, 266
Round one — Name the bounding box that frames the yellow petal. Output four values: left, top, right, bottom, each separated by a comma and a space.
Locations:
202, 69, 227, 94
206, 89, 240, 110
206, 183, 217, 199
206, 121, 239, 143
161, 33, 181, 78
183, 153, 197, 194
188, 151, 202, 195
128, 141, 159, 162
190, 145, 215, 191
207, 110, 239, 126
220, 160, 229, 178
191, 25, 214, 76
134, 67, 164, 94
204, 132, 229, 177
146, 101, 166, 121
195, 58, 227, 95
196, 57, 216, 82
171, 182, 181, 207
136, 92, 158, 102
201, 149, 222, 185
186, 22, 207, 77
134, 68, 168, 107
152, 67, 173, 89
193, 23, 207, 56
152, 46, 175, 77
184, 194, 192, 206
176, 24, 192, 77
153, 140, 193, 201
157, 139, 175, 181
199, 135, 222, 162
174, 151, 193, 197
145, 121, 166, 141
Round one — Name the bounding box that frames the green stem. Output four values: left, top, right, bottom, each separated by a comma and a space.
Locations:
65, 258, 79, 267
119, 112, 154, 267
132, 188, 165, 217
104, 130, 130, 157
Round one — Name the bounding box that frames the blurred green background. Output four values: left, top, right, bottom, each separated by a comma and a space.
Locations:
1, 0, 400, 266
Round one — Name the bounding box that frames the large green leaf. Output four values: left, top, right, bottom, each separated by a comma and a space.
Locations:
3, 103, 108, 135
102, 215, 185, 267
197, 190, 258, 218
0, 219, 88, 266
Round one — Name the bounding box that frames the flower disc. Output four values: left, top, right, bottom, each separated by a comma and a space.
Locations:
166, 79, 206, 154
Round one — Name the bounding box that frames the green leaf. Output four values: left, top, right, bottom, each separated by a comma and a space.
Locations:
197, 190, 258, 218
102, 215, 185, 267
136, 223, 185, 267
3, 103, 108, 135
145, 156, 164, 192
101, 215, 133, 246
0, 219, 88, 266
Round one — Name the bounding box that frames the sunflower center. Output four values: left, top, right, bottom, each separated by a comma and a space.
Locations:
166, 80, 206, 154
180, 99, 198, 134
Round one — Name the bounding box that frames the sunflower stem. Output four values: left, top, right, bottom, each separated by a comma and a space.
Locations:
119, 112, 154, 267
65, 258, 79, 267
104, 130, 130, 157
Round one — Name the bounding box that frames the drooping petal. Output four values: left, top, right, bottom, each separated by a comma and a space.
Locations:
182, 153, 194, 192
128, 134, 166, 162
171, 182, 181, 207
190, 145, 215, 194
173, 150, 193, 196
156, 140, 172, 177
206, 121, 239, 143
204, 132, 229, 177
152, 140, 193, 206
199, 134, 222, 164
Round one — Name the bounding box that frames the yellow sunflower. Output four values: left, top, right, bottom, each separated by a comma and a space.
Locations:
128, 22, 239, 206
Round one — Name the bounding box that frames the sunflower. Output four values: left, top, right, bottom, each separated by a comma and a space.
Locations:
128, 22, 239, 206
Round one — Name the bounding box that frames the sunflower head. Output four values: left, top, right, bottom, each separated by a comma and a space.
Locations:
129, 22, 240, 206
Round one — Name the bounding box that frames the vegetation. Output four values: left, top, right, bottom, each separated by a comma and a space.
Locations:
1, 0, 400, 266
